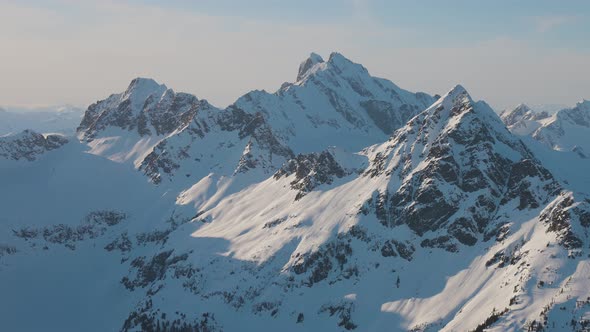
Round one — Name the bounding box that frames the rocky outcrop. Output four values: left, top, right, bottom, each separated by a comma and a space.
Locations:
12, 210, 126, 250
540, 192, 590, 249
274, 150, 346, 200
0, 130, 67, 161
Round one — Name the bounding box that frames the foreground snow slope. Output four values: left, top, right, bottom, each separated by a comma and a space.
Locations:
1, 53, 590, 331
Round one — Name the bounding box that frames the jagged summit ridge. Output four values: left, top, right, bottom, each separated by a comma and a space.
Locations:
74, 52, 436, 182
0, 129, 68, 161
524, 100, 590, 156
501, 103, 533, 126
500, 103, 549, 136
123, 77, 168, 111
234, 52, 436, 152
77, 77, 196, 140
296, 52, 324, 81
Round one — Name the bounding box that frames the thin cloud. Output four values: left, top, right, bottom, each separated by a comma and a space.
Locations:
532, 15, 577, 33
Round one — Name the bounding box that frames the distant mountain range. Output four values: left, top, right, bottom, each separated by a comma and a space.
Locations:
0, 105, 84, 136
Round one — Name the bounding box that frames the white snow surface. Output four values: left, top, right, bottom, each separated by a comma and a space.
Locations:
504, 100, 590, 157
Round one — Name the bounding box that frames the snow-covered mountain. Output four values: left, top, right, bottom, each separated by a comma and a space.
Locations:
500, 104, 550, 136
0, 129, 68, 161
2, 53, 590, 332
502, 101, 590, 158
0, 105, 84, 136
76, 52, 434, 186
532, 100, 590, 157
233, 52, 436, 153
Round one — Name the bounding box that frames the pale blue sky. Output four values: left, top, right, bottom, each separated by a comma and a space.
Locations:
133, 0, 590, 46
1, 0, 589, 110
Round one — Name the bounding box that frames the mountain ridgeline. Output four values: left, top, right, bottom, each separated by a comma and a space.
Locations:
1, 53, 590, 332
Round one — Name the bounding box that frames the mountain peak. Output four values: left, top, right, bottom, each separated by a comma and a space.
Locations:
77, 77, 199, 141
326, 52, 369, 73
308, 52, 323, 62
123, 77, 168, 110
296, 52, 325, 81
327, 51, 346, 61
512, 103, 531, 112
501, 103, 532, 126
447, 84, 468, 97
430, 84, 472, 112
126, 77, 166, 93
421, 84, 512, 136
294, 51, 373, 86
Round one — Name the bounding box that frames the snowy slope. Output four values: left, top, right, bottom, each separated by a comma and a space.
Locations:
500, 104, 549, 136
2, 54, 590, 332
502, 101, 590, 158
531, 100, 590, 156
0, 138, 182, 331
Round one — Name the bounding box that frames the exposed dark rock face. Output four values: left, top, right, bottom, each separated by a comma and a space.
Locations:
381, 240, 415, 261
121, 250, 190, 290
420, 236, 459, 253
540, 193, 590, 249
485, 242, 527, 268
472, 308, 509, 332
140, 140, 183, 185
274, 151, 346, 200
0, 130, 67, 161
361, 86, 560, 248
122, 303, 219, 332
104, 232, 133, 253
12, 210, 126, 250
291, 240, 354, 286
319, 300, 357, 330
0, 245, 17, 257
500, 159, 560, 210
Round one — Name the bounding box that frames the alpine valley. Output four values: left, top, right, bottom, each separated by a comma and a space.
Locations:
2, 53, 590, 332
